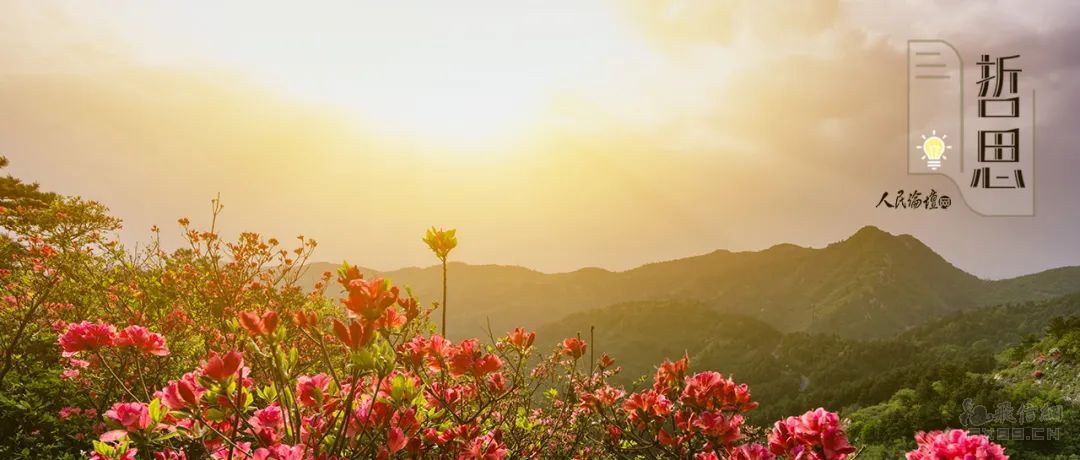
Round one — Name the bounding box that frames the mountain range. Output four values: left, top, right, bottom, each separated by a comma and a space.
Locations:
299, 225, 1080, 339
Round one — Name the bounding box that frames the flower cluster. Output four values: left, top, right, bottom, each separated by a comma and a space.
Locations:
768, 408, 856, 460
905, 429, 1008, 460
57, 263, 878, 459
59, 321, 169, 358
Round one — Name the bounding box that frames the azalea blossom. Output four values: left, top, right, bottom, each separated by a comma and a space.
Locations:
295, 373, 331, 408
448, 339, 502, 378
238, 309, 279, 336
728, 443, 776, 460
506, 327, 535, 352
58, 321, 117, 354
906, 429, 1008, 460
105, 402, 150, 431
202, 350, 244, 381
116, 325, 169, 356
680, 371, 757, 413
768, 408, 855, 460
560, 337, 587, 359
159, 372, 205, 410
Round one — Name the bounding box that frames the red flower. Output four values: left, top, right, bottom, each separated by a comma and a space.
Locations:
291, 310, 318, 329
58, 321, 117, 354
333, 319, 373, 350
202, 350, 244, 381
694, 411, 744, 447
507, 328, 535, 352
462, 430, 507, 460
388, 427, 408, 454
238, 310, 279, 336
449, 339, 502, 378
599, 353, 616, 369
560, 337, 587, 359
653, 354, 689, 395
341, 276, 399, 321
116, 325, 169, 356
398, 297, 421, 321
622, 390, 672, 427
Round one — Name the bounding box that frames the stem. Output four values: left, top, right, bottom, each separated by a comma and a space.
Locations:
331, 368, 363, 455
94, 351, 140, 401
226, 370, 243, 460
440, 258, 447, 337
134, 355, 152, 401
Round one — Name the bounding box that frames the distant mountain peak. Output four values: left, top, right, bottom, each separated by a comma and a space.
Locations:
849, 225, 894, 240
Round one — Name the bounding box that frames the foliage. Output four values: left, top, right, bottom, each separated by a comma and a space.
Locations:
0, 160, 1018, 458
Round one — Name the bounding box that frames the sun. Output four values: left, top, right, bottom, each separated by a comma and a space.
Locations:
365, 81, 544, 152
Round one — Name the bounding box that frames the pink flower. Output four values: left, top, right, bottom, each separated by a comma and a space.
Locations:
116, 325, 169, 356
58, 406, 81, 420
768, 408, 855, 460
295, 373, 331, 408
906, 429, 1008, 460
58, 321, 116, 353
729, 443, 775, 460
580, 385, 626, 412
249, 404, 285, 445
462, 430, 507, 460
154, 449, 188, 460
160, 372, 205, 410
91, 447, 137, 460
253, 444, 304, 460
105, 402, 151, 432
211, 442, 253, 460
680, 371, 758, 413
61, 369, 80, 380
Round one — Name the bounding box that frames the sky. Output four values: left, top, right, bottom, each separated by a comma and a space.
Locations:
2, 0, 1079, 279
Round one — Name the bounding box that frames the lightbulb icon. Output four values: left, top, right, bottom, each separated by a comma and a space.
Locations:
917, 129, 951, 170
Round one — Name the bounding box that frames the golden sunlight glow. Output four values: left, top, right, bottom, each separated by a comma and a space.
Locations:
94, 1, 645, 152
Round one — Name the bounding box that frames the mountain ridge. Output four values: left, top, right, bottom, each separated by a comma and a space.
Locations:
296, 225, 1080, 339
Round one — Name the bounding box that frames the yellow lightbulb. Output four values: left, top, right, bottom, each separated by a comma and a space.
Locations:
923, 136, 946, 160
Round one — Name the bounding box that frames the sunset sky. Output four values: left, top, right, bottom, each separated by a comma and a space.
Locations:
3, 0, 1080, 278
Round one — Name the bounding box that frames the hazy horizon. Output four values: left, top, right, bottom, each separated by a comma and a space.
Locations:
291, 225, 1070, 282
